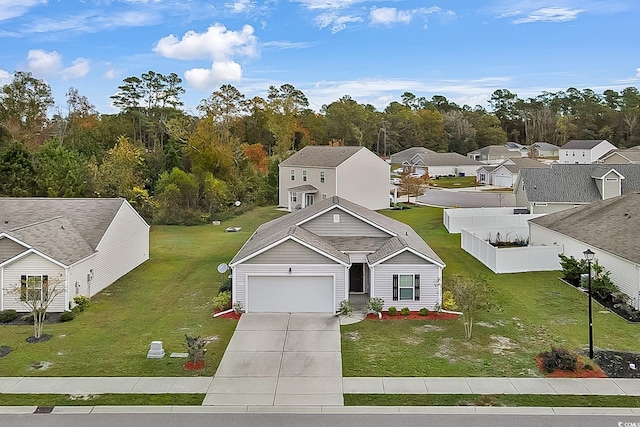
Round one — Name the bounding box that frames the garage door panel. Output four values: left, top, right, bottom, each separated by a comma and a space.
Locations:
248, 276, 334, 313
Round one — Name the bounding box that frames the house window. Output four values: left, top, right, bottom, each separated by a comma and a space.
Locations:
333, 214, 340, 223
290, 170, 295, 181
606, 178, 618, 181
302, 170, 307, 182
320, 171, 325, 183
392, 274, 420, 301
572, 152, 575, 156
20, 275, 49, 301
322, 193, 327, 200
290, 192, 297, 203
480, 173, 486, 182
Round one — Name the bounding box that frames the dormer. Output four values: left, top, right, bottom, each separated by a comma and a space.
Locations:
591, 167, 624, 200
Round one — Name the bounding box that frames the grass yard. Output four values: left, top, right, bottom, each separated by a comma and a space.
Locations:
0, 394, 205, 406
341, 206, 640, 377
0, 206, 285, 377
428, 176, 477, 188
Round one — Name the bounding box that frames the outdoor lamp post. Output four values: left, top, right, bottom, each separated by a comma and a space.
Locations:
583, 249, 595, 359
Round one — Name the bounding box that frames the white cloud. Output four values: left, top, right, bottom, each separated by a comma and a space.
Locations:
0, 0, 42, 21
370, 7, 413, 25
513, 7, 584, 23
62, 58, 90, 80
315, 12, 363, 32
154, 24, 258, 61
292, 0, 365, 10
27, 49, 63, 77
28, 11, 160, 34
0, 69, 12, 85
104, 63, 119, 80
184, 61, 243, 90
262, 40, 318, 50
225, 0, 254, 13
636, 68, 640, 78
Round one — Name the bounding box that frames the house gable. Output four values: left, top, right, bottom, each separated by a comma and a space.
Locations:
0, 236, 28, 263
379, 250, 430, 265
244, 239, 336, 264
300, 206, 392, 238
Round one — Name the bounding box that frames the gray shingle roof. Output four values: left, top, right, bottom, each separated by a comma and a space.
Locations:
601, 149, 640, 163
468, 145, 520, 157
561, 139, 608, 149
502, 158, 549, 174
519, 164, 640, 203
417, 152, 483, 167
230, 196, 444, 267
529, 193, 640, 264
532, 142, 560, 151
390, 147, 437, 164
280, 146, 365, 168
0, 198, 127, 265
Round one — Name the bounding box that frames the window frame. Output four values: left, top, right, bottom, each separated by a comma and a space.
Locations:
20, 274, 49, 301
290, 169, 295, 181
398, 274, 414, 301
320, 171, 325, 183
302, 170, 307, 182
392, 274, 420, 301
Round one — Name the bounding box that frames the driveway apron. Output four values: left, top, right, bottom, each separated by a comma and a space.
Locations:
203, 313, 343, 406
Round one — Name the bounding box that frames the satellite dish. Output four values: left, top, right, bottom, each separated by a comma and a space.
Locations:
234, 200, 241, 207
217, 263, 229, 274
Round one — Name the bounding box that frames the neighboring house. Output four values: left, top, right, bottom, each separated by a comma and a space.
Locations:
599, 147, 640, 164
394, 150, 482, 178
506, 141, 530, 157
475, 164, 497, 185
529, 193, 640, 308
530, 142, 560, 159
0, 198, 149, 312
559, 139, 616, 164
229, 196, 445, 313
390, 147, 437, 165
278, 146, 390, 212
467, 145, 524, 164
485, 158, 549, 188
514, 164, 640, 214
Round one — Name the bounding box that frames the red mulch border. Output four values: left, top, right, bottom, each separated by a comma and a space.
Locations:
213, 310, 242, 320
535, 355, 607, 378
366, 311, 459, 320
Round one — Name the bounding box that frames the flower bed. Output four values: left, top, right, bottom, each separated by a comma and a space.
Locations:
535, 355, 606, 378
366, 311, 458, 320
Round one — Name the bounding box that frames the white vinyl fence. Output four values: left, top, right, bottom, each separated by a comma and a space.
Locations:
461, 227, 563, 274
444, 207, 544, 233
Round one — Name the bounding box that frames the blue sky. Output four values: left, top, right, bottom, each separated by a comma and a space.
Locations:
1, 0, 639, 114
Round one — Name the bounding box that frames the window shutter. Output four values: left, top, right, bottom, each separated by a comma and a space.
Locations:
392, 274, 398, 301
414, 274, 420, 301
43, 275, 49, 300
20, 275, 27, 301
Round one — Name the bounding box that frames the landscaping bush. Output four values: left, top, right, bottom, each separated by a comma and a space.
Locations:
419, 307, 429, 316
339, 300, 353, 316
213, 291, 231, 311
366, 297, 384, 315
442, 290, 457, 310
591, 262, 618, 300
0, 310, 17, 323
539, 346, 578, 373
559, 254, 588, 286
388, 306, 397, 316
400, 307, 410, 316
72, 295, 91, 313
58, 311, 76, 322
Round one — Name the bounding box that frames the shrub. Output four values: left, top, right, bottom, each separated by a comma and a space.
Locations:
232, 301, 243, 314
0, 310, 18, 323
442, 290, 457, 310
366, 297, 384, 314
213, 291, 231, 311
419, 307, 429, 316
388, 306, 397, 316
539, 346, 578, 373
339, 300, 353, 316
72, 295, 91, 313
185, 335, 206, 363
58, 311, 76, 322
590, 262, 619, 300
219, 280, 232, 294
400, 307, 410, 316
559, 254, 588, 286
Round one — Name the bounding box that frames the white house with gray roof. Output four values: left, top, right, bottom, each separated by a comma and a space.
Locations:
529, 193, 640, 308
0, 198, 149, 312
278, 146, 390, 212
230, 196, 445, 313
559, 139, 616, 164
599, 146, 640, 164
391, 148, 482, 178
514, 164, 640, 214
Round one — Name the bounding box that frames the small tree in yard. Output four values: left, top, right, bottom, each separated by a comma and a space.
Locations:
399, 174, 427, 202
448, 274, 491, 339
8, 274, 65, 339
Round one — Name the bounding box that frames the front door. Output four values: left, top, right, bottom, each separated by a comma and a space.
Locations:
349, 263, 364, 293
306, 193, 314, 207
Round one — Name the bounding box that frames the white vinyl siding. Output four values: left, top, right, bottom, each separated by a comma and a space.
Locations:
335, 149, 390, 210
245, 240, 331, 264
303, 208, 390, 237
372, 263, 441, 311
383, 251, 427, 264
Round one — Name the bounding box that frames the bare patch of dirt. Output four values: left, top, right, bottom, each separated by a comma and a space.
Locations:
26, 334, 52, 344
201, 336, 219, 345
343, 331, 360, 341
434, 337, 457, 363
0, 346, 11, 358
29, 361, 53, 371
69, 394, 99, 401
412, 325, 444, 333
489, 335, 518, 355
401, 336, 423, 346
476, 322, 496, 328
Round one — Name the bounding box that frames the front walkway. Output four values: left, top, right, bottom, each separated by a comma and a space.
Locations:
204, 313, 343, 406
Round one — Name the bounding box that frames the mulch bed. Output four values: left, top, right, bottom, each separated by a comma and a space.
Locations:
367, 311, 459, 320
535, 354, 607, 378
26, 334, 52, 344
590, 350, 640, 378
213, 310, 241, 320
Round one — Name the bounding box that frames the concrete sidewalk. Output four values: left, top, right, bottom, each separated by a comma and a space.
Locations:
3, 376, 640, 396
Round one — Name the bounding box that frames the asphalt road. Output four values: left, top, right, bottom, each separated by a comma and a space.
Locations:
418, 188, 516, 208
4, 413, 639, 427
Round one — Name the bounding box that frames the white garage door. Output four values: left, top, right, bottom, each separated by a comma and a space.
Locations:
247, 276, 334, 313
493, 175, 513, 188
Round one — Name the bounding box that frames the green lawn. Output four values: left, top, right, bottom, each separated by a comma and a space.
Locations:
428, 176, 477, 188
0, 394, 205, 406
341, 206, 640, 377
0, 206, 285, 377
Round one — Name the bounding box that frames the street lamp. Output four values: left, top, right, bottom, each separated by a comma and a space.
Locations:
583, 249, 595, 359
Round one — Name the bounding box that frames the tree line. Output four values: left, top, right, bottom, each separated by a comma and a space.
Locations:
1, 70, 639, 224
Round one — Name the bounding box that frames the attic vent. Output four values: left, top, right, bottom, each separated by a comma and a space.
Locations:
333, 214, 340, 223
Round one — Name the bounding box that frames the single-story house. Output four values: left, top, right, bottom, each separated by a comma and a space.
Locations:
395, 151, 482, 178
390, 147, 437, 165
599, 147, 640, 164
559, 139, 616, 164
484, 158, 549, 188
467, 145, 525, 164
278, 146, 390, 212
229, 196, 445, 313
0, 198, 150, 312
514, 164, 640, 214
529, 193, 640, 308
529, 142, 560, 159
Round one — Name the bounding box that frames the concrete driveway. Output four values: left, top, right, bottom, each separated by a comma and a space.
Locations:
203, 313, 343, 406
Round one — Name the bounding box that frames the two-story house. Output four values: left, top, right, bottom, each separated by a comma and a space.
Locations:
278, 146, 390, 211
559, 139, 616, 164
